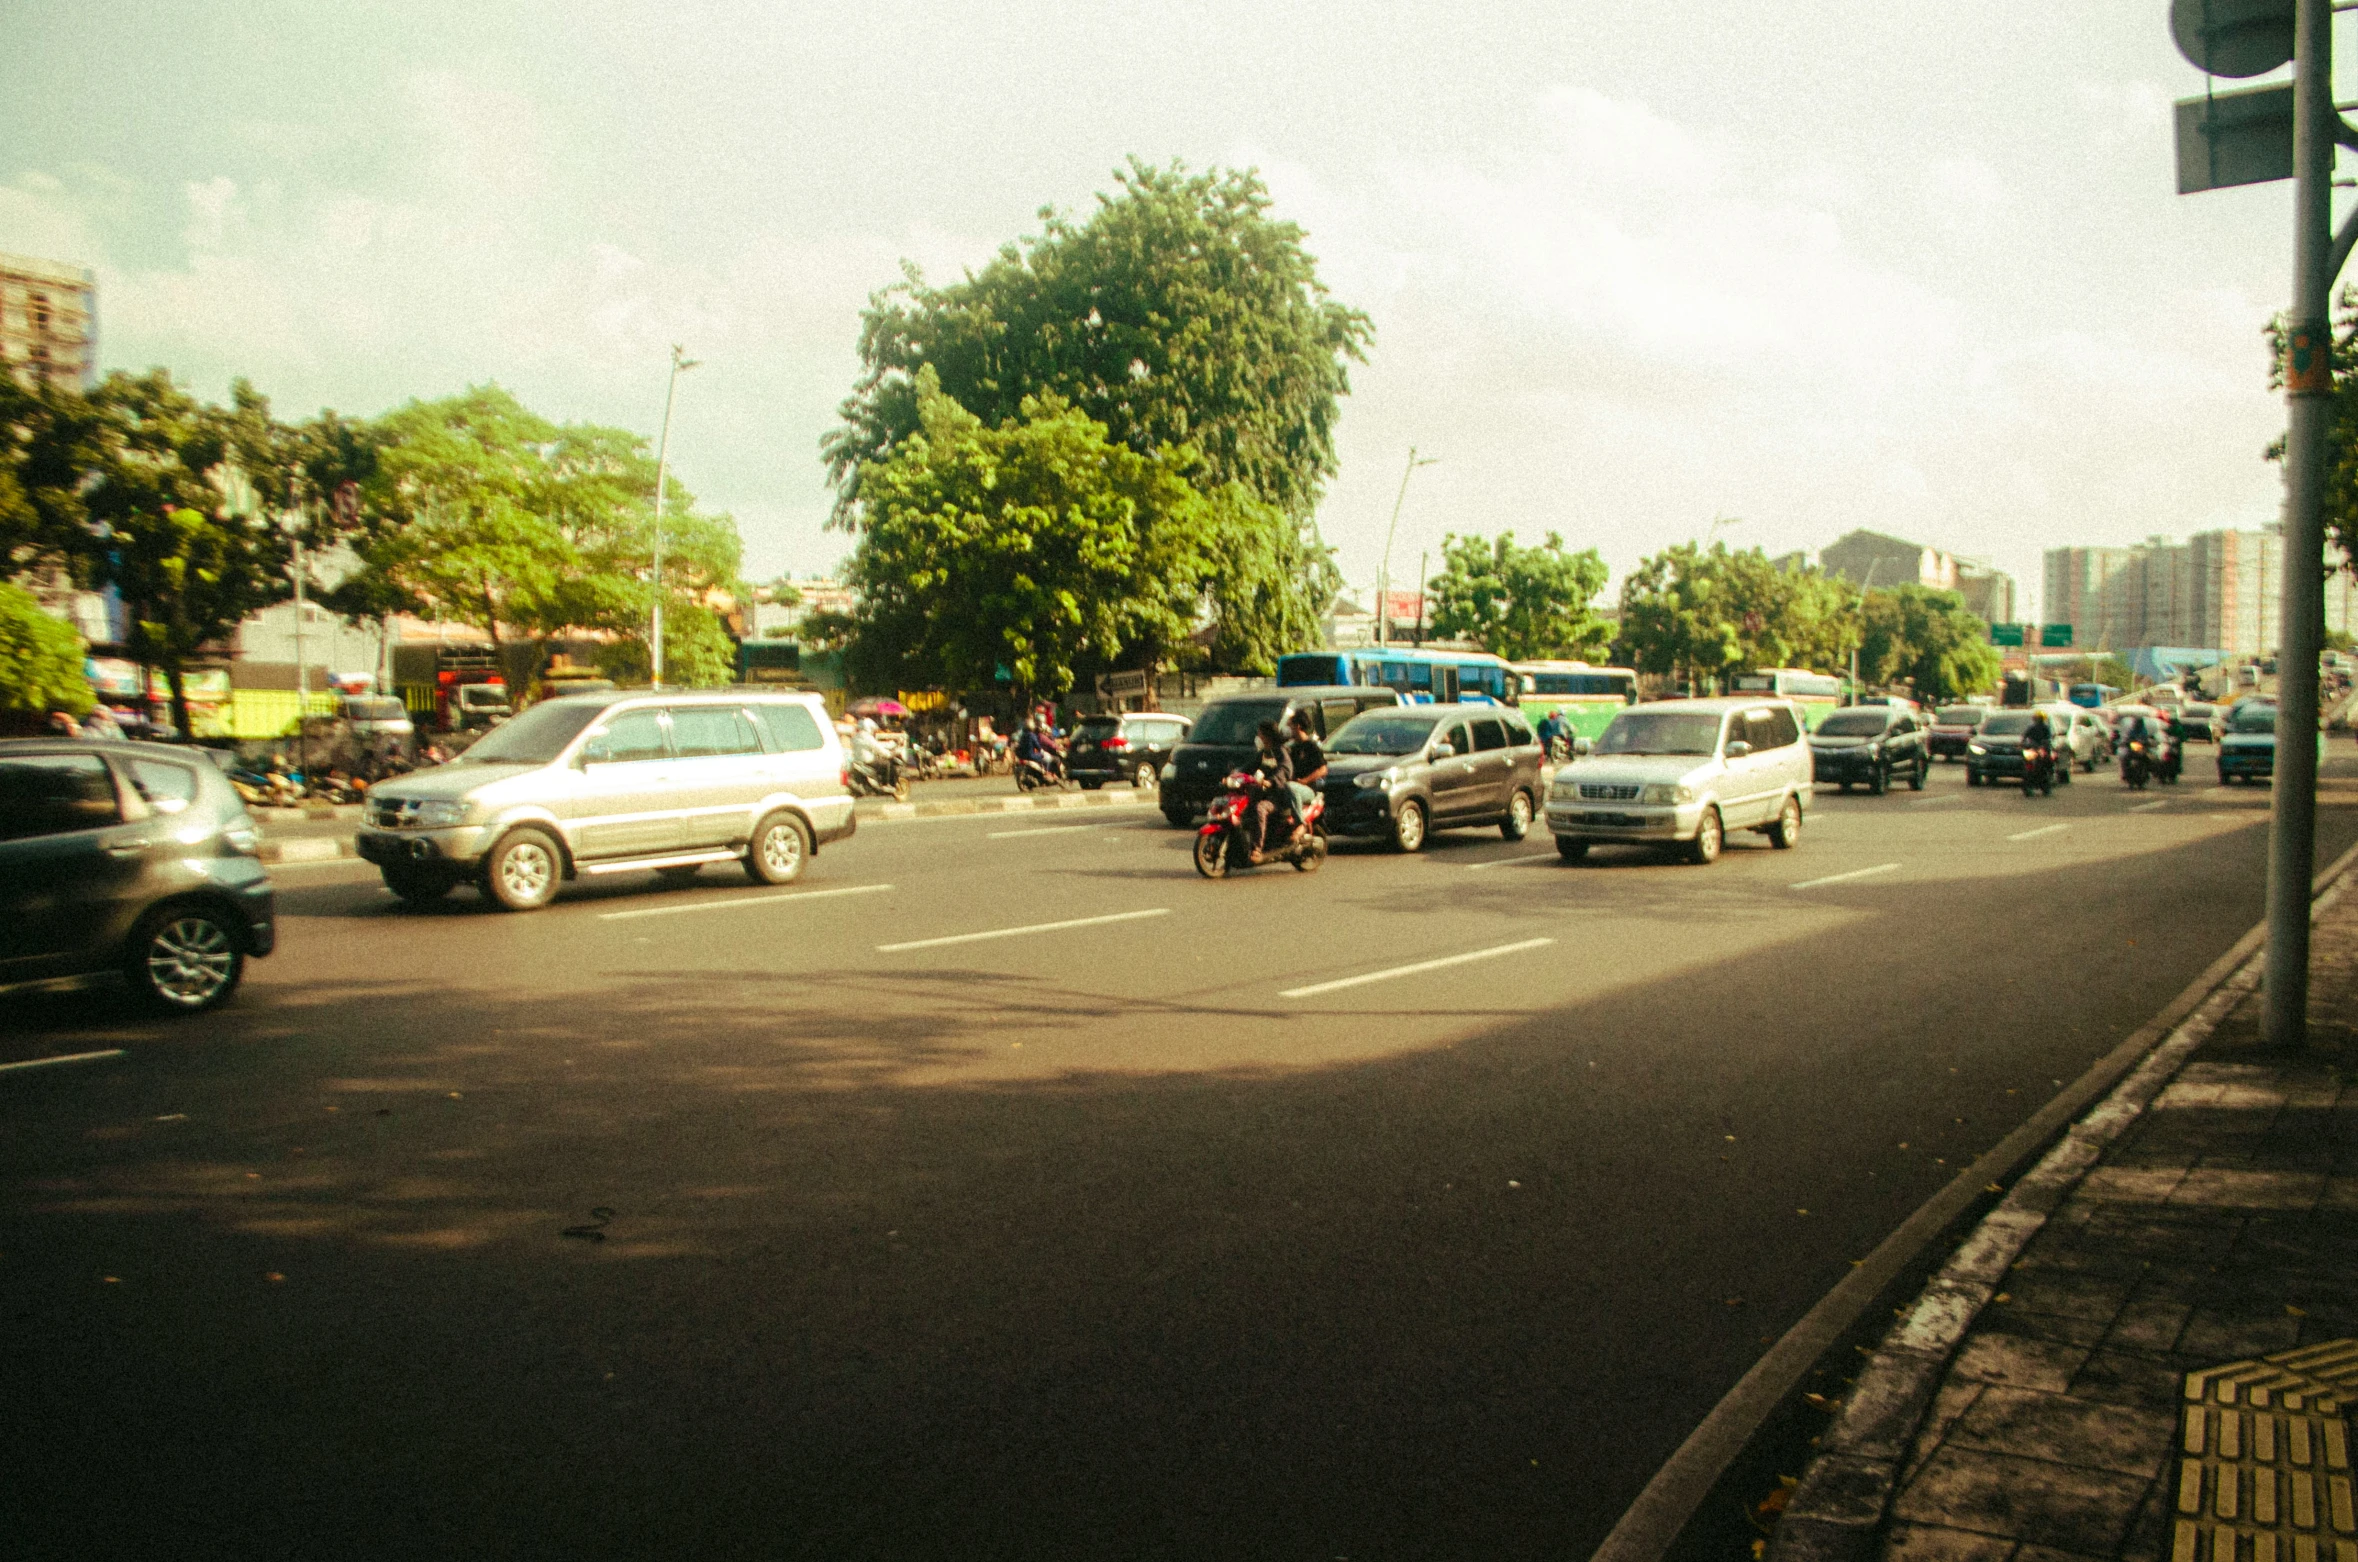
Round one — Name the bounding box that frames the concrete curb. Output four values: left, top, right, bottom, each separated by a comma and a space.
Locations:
1766, 849, 2358, 1561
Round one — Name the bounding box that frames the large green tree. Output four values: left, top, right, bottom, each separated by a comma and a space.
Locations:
842, 375, 1218, 698
1859, 583, 2003, 701
1616, 542, 1861, 690
1426, 531, 1612, 660
825, 159, 1368, 670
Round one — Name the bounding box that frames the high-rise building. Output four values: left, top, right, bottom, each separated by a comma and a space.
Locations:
2041, 530, 2352, 656
0, 251, 98, 391
1820, 529, 1960, 593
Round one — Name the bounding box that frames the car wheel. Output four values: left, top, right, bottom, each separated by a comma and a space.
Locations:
1134, 762, 1158, 791
1079, 779, 1104, 791
1556, 836, 1589, 861
1686, 806, 1724, 865
381, 866, 452, 904
1768, 795, 1802, 849
1500, 789, 1534, 841
2057, 763, 2072, 787
1868, 763, 1889, 797
744, 813, 810, 885
1391, 798, 1428, 853
1967, 770, 1983, 788
1838, 781, 1852, 794
656, 864, 702, 883
1909, 758, 1926, 791
484, 827, 562, 911
1162, 807, 1193, 829
125, 903, 245, 1013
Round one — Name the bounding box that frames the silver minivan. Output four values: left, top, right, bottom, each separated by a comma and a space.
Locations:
356, 690, 855, 910
1545, 697, 1813, 864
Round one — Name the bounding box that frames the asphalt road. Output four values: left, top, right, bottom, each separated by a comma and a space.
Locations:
5, 753, 2355, 1560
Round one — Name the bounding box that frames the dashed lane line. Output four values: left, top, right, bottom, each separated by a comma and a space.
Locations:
1280, 938, 1556, 999
986, 823, 1107, 839
2128, 800, 2170, 813
1465, 852, 1562, 871
599, 883, 895, 922
2007, 824, 2071, 843
0, 1049, 125, 1074
877, 907, 1170, 953
1789, 862, 1900, 890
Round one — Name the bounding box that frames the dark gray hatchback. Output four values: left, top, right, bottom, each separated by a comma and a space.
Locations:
1318, 704, 1547, 851
0, 740, 275, 1012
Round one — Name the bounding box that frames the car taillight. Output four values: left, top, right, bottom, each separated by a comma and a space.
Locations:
1102, 736, 1129, 751
841, 766, 852, 788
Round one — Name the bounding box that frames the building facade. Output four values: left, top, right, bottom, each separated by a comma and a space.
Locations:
0, 251, 97, 390
1817, 528, 2016, 624
2043, 530, 2355, 657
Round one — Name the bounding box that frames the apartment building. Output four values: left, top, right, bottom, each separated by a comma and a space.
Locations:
2043, 529, 2355, 656
1817, 528, 2016, 623
0, 251, 97, 390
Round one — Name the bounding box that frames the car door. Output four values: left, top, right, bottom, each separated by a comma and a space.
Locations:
1465, 716, 1514, 816
569, 708, 683, 859
665, 705, 769, 847
1425, 718, 1484, 820
0, 752, 153, 978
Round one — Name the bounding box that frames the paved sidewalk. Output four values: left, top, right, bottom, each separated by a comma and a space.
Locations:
1772, 870, 2358, 1560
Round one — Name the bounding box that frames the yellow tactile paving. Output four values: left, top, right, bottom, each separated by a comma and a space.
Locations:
2175, 1341, 2358, 1561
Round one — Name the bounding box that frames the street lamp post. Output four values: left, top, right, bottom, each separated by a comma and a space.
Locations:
649, 345, 701, 688
1848, 558, 1881, 704
1375, 447, 1438, 647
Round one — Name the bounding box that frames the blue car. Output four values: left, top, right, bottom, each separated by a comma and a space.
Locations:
2216, 700, 2328, 784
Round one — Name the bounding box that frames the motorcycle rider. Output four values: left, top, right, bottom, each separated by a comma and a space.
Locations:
1535, 708, 1568, 762
1280, 709, 1327, 846
850, 717, 897, 794
1248, 721, 1294, 861
2021, 708, 2055, 788
1014, 715, 1063, 784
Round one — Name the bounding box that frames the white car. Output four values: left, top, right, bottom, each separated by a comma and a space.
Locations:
1546, 697, 1813, 865
2039, 704, 2113, 771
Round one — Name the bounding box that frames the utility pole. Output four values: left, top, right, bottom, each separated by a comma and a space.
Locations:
1414, 548, 1428, 647
1848, 558, 1881, 704
649, 345, 701, 687
1375, 447, 1438, 646
292, 520, 307, 774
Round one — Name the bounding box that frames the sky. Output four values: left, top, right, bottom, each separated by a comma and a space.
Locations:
0, 0, 2325, 623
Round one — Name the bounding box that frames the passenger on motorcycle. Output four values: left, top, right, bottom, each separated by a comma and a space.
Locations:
1248, 721, 1295, 860
1282, 710, 1326, 843
1015, 716, 1063, 780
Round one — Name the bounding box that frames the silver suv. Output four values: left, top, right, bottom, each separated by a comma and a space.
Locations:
1545, 697, 1813, 864
357, 690, 855, 910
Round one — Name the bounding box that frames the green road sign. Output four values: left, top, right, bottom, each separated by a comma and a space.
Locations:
2040, 624, 2074, 647
1990, 624, 2025, 647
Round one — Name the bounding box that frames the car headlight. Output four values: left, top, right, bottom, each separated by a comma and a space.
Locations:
1967, 743, 1986, 755
1354, 767, 1398, 790
1640, 783, 1695, 805
222, 824, 259, 856
414, 800, 473, 827
1160, 763, 1176, 781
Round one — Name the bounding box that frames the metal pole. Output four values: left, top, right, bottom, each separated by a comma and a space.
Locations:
292, 524, 307, 774
1376, 447, 1436, 647
2266, 0, 2334, 1048
1414, 548, 1427, 647
1849, 559, 1880, 703
649, 345, 698, 687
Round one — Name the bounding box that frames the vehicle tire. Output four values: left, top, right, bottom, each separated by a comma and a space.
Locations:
1838, 781, 1852, 794
1768, 795, 1802, 849
125, 903, 245, 1014
381, 866, 452, 904
1686, 806, 1724, 865
483, 827, 562, 912
1162, 807, 1193, 829
1868, 763, 1889, 797
1134, 762, 1158, 792
1967, 770, 1983, 788
1079, 779, 1104, 791
1016, 768, 1039, 793
1193, 830, 1230, 880
1292, 833, 1327, 873
1556, 836, 1589, 860
744, 813, 810, 885
1391, 798, 1428, 853
1909, 758, 1926, 791
1500, 789, 1534, 841
2057, 763, 2073, 787
656, 864, 702, 883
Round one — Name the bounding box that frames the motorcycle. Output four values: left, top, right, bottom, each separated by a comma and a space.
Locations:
1194, 771, 1327, 879
847, 754, 909, 802
2021, 742, 2059, 798
1014, 752, 1072, 792
2120, 738, 2151, 791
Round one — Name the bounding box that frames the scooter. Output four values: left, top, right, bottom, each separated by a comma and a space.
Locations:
1014, 752, 1072, 792
847, 755, 909, 801
2120, 739, 2151, 791
1194, 772, 1327, 878
2021, 743, 2059, 798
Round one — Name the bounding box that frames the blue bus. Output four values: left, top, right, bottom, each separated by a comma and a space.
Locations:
1275, 648, 1517, 704
2068, 682, 2118, 709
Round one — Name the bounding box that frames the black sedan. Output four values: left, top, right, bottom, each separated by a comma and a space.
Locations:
1808, 706, 1930, 793
1964, 711, 2073, 789
1066, 712, 1190, 791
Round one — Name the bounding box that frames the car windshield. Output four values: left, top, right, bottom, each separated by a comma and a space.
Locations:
458, 685, 508, 707
1187, 700, 1288, 746
452, 701, 603, 764
1979, 713, 2035, 737
2231, 704, 2278, 735
347, 697, 408, 721
1329, 711, 1444, 755
1815, 710, 1890, 737
1593, 710, 1723, 756
1074, 718, 1121, 740
1935, 706, 1984, 725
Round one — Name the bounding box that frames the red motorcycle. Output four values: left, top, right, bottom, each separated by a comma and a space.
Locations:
1194, 771, 1327, 878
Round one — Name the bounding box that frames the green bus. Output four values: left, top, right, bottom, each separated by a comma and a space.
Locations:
1731, 667, 1844, 729
1511, 662, 1637, 740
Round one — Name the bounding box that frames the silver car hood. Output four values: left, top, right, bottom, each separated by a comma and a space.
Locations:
368, 761, 548, 805
1555, 753, 1724, 787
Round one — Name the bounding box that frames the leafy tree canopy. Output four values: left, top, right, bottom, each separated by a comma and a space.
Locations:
1860, 583, 2003, 701
1616, 541, 1861, 687
0, 578, 93, 715
1426, 531, 1612, 661
842, 372, 1219, 697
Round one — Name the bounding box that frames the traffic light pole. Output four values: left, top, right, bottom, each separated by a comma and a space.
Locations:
2265, 0, 2333, 1048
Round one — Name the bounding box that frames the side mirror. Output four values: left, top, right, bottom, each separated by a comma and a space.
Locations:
1724, 740, 1753, 759
1431, 742, 1456, 759
1573, 737, 1593, 757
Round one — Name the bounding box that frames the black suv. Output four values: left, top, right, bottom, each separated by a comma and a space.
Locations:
1808, 705, 1930, 794
0, 739, 276, 1012
1067, 712, 1191, 791
1159, 685, 1401, 825
1319, 703, 1547, 851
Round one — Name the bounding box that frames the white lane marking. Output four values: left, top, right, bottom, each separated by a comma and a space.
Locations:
599, 883, 895, 922
1280, 938, 1556, 999
986, 823, 1105, 839
1789, 862, 1900, 890
1465, 852, 1561, 871
2007, 824, 2070, 842
2128, 800, 2169, 814
878, 907, 1170, 953
0, 1049, 126, 1074
1906, 794, 1963, 807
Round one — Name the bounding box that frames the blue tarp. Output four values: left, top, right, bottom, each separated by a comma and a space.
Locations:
2129, 646, 2225, 682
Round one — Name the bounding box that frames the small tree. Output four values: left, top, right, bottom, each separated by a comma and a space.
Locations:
1859, 584, 2003, 701
0, 579, 93, 718
1426, 531, 1612, 660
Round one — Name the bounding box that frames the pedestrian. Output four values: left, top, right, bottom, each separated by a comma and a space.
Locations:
47, 708, 81, 738
79, 705, 124, 741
